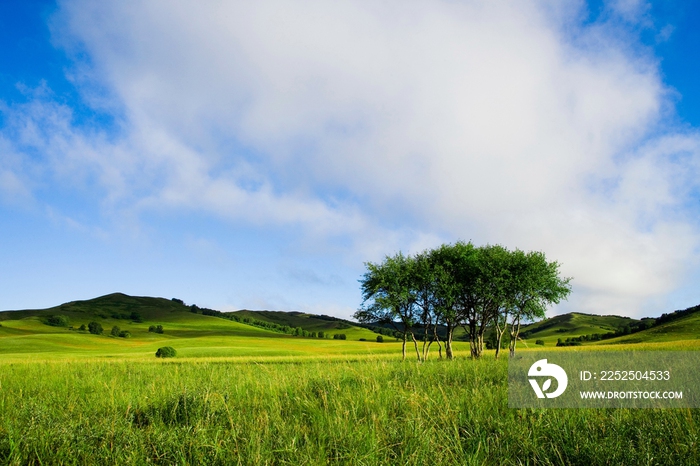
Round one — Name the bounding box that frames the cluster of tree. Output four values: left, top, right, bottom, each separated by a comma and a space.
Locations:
184, 299, 363, 340
370, 326, 402, 338
46, 315, 70, 327
359, 336, 385, 342
558, 321, 656, 344
332, 334, 347, 340
107, 311, 143, 323
149, 325, 164, 334
88, 322, 103, 335
110, 325, 131, 338
556, 338, 582, 347
355, 241, 571, 361
155, 346, 176, 358
233, 316, 333, 339
655, 305, 700, 326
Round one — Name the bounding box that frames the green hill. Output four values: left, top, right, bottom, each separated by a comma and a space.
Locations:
231, 310, 379, 340
520, 305, 700, 347
594, 310, 700, 345
519, 312, 646, 345
0, 293, 390, 359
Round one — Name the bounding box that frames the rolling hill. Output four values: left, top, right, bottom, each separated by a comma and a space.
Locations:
519, 305, 699, 347
2, 292, 700, 358
519, 313, 647, 345
0, 293, 389, 359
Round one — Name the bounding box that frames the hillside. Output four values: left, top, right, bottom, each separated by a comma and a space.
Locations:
0, 293, 390, 359
231, 310, 379, 340
521, 305, 700, 347
594, 310, 700, 345
519, 313, 646, 345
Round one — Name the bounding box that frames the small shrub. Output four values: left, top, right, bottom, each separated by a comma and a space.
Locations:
317, 331, 324, 339
376, 335, 384, 343
88, 322, 103, 335
333, 334, 347, 340
149, 325, 164, 334
46, 315, 70, 327
130, 311, 143, 323
119, 330, 131, 338
156, 347, 177, 358
359, 338, 367, 341
79, 324, 86, 331
535, 339, 545, 346
111, 326, 121, 337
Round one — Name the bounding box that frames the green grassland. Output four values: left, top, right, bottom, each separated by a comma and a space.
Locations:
1, 355, 698, 465
2, 294, 700, 464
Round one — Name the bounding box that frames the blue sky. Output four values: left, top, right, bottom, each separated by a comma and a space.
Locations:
1, 0, 699, 319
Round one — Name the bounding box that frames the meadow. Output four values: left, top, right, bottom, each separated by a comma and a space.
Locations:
2, 294, 700, 464
0, 351, 698, 465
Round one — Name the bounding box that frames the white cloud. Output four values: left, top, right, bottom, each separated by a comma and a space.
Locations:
3, 0, 699, 317
605, 0, 651, 24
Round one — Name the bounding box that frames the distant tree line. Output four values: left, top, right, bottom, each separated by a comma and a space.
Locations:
655, 305, 700, 326
186, 303, 345, 339
355, 241, 571, 361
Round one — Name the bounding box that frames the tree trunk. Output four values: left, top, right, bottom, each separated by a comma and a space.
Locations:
424, 339, 433, 361
411, 332, 422, 362
494, 320, 507, 359
433, 322, 443, 359
402, 332, 407, 361
445, 326, 454, 360
509, 318, 521, 358
495, 328, 504, 359
468, 322, 479, 359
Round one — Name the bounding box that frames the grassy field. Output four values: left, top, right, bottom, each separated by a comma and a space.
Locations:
2, 294, 700, 464
0, 352, 698, 465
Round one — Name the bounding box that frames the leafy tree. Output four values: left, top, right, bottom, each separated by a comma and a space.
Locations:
317, 331, 324, 338
79, 324, 86, 331
429, 242, 478, 360
46, 315, 70, 327
119, 330, 131, 338
376, 335, 384, 343
412, 251, 442, 360
155, 347, 176, 358
111, 325, 121, 337
355, 241, 572, 361
355, 252, 421, 361
506, 250, 571, 357
468, 244, 512, 358
88, 322, 103, 335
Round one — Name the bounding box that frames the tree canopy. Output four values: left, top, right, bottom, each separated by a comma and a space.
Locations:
355, 241, 571, 360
